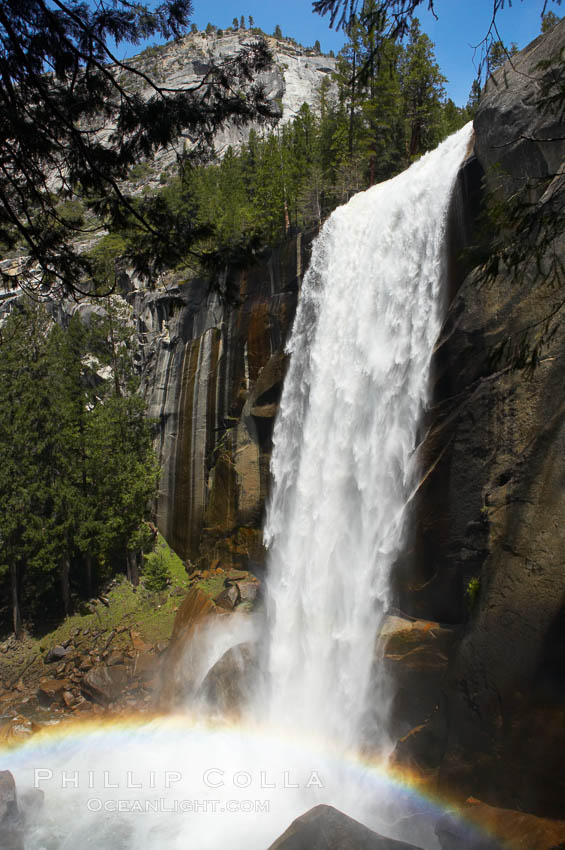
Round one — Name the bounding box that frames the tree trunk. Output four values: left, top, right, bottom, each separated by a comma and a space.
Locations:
107, 297, 122, 397
348, 50, 357, 157
85, 554, 93, 599
134, 552, 141, 587
127, 551, 140, 587
10, 563, 22, 639
61, 556, 71, 616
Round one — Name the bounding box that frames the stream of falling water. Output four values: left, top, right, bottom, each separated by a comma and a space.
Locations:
263, 122, 472, 750
5, 124, 473, 850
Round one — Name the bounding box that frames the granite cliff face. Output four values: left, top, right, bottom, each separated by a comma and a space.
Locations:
121, 30, 335, 191
135, 235, 310, 568
389, 20, 565, 823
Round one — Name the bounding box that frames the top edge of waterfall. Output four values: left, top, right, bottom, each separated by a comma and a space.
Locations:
324, 121, 474, 221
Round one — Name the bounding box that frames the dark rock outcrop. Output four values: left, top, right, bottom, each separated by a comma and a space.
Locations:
393, 20, 565, 819
267, 805, 425, 850
436, 799, 565, 850
435, 797, 565, 850
371, 615, 456, 755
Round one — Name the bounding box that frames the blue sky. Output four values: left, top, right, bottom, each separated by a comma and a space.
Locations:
122, 1, 558, 106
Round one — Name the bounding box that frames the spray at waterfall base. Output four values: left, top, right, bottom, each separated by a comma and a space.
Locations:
2, 713, 495, 846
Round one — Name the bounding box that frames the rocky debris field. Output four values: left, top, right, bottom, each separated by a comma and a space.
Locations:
0, 535, 261, 744
0, 623, 167, 741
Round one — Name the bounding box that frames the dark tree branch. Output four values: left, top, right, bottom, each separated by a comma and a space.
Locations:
0, 0, 276, 297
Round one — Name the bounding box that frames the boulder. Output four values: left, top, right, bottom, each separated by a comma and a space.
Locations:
237, 577, 261, 606
62, 690, 75, 708
0, 715, 38, 746
44, 645, 68, 664
267, 805, 424, 850
170, 586, 217, 640
214, 581, 241, 610
0, 771, 23, 850
197, 642, 258, 714
130, 630, 151, 653
0, 770, 18, 824
133, 652, 160, 682
37, 678, 71, 706
81, 664, 130, 706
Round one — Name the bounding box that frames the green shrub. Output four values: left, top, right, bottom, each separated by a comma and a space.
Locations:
465, 576, 481, 610
88, 232, 127, 281
143, 550, 171, 592
56, 198, 86, 226
128, 162, 152, 181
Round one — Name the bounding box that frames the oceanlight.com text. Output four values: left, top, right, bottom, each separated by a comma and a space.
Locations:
85, 798, 271, 814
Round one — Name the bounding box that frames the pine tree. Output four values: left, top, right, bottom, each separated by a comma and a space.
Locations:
541, 10, 560, 32
0, 303, 62, 633
487, 40, 511, 72
466, 78, 482, 117
441, 98, 468, 138
333, 21, 363, 160
354, 3, 406, 183
401, 19, 446, 158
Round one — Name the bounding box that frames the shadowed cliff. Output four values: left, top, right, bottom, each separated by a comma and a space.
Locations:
390, 19, 565, 822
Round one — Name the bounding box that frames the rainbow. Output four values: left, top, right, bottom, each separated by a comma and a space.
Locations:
0, 711, 501, 848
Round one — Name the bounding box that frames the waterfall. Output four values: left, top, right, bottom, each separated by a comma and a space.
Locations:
263, 123, 473, 748
6, 125, 474, 850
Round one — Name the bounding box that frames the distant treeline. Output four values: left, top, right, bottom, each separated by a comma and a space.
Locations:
94, 11, 474, 288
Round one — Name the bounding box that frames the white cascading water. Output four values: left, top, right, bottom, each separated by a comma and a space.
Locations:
5, 124, 474, 850
263, 123, 473, 749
